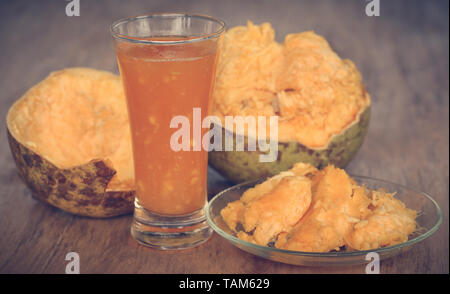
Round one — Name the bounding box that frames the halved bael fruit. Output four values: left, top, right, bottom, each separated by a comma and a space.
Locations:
209, 22, 371, 183
7, 68, 135, 217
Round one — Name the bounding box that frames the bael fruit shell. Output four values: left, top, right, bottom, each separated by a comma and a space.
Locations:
7, 130, 134, 217
209, 106, 370, 183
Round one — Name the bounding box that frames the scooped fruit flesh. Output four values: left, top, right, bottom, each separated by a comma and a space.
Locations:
345, 190, 418, 250
221, 163, 417, 252
7, 68, 134, 191
221, 169, 312, 246
275, 166, 372, 252
212, 22, 371, 148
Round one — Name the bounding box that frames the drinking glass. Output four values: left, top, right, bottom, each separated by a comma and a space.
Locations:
110, 13, 225, 249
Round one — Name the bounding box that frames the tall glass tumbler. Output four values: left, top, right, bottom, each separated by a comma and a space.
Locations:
110, 14, 225, 249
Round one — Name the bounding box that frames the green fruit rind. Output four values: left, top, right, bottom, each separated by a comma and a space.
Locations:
209, 106, 370, 183
7, 130, 134, 218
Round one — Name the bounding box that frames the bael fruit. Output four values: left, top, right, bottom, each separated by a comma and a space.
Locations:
209, 22, 371, 183
6, 68, 135, 217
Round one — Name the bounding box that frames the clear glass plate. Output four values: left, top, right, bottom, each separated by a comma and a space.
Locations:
206, 176, 443, 266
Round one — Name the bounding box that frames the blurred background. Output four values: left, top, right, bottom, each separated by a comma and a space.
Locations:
0, 0, 448, 273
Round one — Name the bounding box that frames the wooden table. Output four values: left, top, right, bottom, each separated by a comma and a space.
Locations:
0, 0, 448, 274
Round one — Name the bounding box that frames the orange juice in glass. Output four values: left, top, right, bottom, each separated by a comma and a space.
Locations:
111, 14, 224, 249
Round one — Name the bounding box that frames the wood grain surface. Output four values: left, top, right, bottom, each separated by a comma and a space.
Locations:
0, 0, 448, 274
